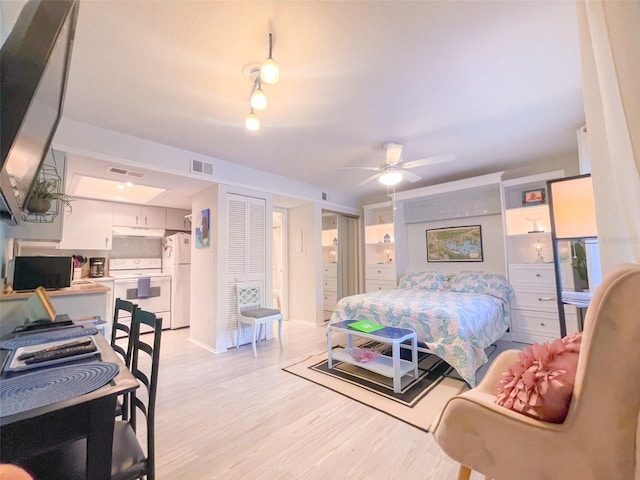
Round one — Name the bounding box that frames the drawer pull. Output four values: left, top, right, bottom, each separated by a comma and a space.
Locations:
536, 273, 541, 277
540, 322, 546, 327
538, 297, 555, 302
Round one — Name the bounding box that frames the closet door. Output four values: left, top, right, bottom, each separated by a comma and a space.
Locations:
225, 194, 266, 348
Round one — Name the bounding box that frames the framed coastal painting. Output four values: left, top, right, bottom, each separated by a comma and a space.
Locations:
426, 225, 483, 262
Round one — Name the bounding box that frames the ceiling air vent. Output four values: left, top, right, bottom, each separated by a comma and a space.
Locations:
190, 158, 214, 176
107, 166, 144, 178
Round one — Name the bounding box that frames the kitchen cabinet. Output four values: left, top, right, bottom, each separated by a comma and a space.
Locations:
113, 203, 165, 228
165, 208, 191, 231
59, 198, 113, 250
90, 277, 115, 339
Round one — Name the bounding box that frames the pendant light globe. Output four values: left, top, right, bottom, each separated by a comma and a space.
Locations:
245, 110, 260, 131
250, 87, 267, 110
260, 58, 279, 85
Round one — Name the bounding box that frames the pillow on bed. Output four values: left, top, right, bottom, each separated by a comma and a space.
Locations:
398, 271, 448, 290
449, 271, 513, 302
495, 332, 582, 423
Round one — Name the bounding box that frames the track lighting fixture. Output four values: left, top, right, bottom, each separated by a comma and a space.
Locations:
244, 33, 280, 130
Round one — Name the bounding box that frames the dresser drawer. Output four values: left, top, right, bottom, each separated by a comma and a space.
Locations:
365, 264, 395, 280
322, 263, 337, 278
323, 291, 338, 310
511, 290, 558, 313
365, 280, 397, 293
512, 309, 560, 337
323, 277, 337, 291
508, 264, 555, 288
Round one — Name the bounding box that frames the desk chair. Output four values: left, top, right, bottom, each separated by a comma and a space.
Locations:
112, 298, 138, 420
431, 263, 640, 480
236, 281, 283, 357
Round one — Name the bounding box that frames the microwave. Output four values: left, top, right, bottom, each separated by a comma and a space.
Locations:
11, 256, 72, 292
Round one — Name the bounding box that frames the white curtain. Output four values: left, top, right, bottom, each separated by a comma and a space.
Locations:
576, 0, 640, 272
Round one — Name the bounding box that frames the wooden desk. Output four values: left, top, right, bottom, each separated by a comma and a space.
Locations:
0, 331, 138, 479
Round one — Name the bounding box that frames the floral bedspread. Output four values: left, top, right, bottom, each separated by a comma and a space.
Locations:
329, 289, 510, 386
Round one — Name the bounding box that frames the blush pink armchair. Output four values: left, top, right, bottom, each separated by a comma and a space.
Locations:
431, 263, 640, 480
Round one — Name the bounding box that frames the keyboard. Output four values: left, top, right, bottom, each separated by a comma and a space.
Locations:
23, 343, 97, 365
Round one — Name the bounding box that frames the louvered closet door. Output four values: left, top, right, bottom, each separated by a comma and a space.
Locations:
225, 194, 266, 348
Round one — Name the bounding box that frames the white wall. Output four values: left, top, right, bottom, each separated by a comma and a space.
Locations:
288, 203, 323, 326
189, 185, 218, 352
405, 214, 506, 276
54, 119, 360, 211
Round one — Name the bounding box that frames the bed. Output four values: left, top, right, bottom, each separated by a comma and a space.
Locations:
329, 271, 513, 386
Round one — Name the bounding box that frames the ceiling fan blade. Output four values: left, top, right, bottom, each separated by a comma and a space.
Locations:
385, 142, 404, 166
402, 153, 455, 169
337, 166, 381, 171
356, 172, 381, 187
402, 170, 422, 183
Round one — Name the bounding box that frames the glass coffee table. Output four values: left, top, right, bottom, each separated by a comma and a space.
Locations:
327, 320, 418, 393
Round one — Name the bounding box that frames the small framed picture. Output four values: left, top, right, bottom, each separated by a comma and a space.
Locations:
522, 188, 545, 206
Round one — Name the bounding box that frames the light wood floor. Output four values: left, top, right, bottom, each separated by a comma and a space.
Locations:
153, 322, 499, 479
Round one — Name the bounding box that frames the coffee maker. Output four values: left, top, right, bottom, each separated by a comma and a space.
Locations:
89, 257, 105, 278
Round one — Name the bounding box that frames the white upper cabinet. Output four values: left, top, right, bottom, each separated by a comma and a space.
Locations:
59, 198, 114, 250
165, 208, 191, 231
113, 203, 165, 228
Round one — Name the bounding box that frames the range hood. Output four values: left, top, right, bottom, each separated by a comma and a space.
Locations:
112, 226, 165, 238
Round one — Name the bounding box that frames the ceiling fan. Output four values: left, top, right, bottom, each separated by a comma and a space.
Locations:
342, 142, 455, 187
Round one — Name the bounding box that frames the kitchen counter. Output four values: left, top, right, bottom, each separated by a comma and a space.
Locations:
1, 281, 110, 301
0, 281, 112, 338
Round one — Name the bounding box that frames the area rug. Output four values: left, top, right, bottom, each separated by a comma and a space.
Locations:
283, 346, 473, 432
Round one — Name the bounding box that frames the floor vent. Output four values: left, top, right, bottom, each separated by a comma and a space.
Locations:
191, 158, 214, 176
107, 166, 144, 178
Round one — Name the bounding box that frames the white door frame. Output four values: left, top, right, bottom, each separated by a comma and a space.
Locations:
273, 207, 288, 320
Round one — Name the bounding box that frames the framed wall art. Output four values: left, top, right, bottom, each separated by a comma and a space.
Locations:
195, 208, 210, 249
426, 225, 483, 262
522, 188, 546, 205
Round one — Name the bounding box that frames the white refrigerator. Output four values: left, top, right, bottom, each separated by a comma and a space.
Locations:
162, 232, 191, 329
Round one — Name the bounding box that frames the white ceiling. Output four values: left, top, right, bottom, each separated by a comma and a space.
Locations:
4, 1, 585, 207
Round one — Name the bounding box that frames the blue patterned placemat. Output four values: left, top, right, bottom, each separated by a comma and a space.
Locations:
0, 362, 120, 417
0, 327, 99, 349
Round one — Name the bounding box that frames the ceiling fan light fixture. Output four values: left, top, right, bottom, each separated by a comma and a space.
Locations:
245, 109, 260, 131
379, 171, 403, 186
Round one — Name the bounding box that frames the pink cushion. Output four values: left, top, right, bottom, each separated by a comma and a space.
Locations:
495, 333, 582, 423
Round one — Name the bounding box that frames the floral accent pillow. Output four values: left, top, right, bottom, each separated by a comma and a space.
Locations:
398, 271, 449, 291
449, 271, 514, 303
495, 333, 582, 423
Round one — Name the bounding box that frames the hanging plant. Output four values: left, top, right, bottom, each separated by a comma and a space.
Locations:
26, 178, 72, 214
